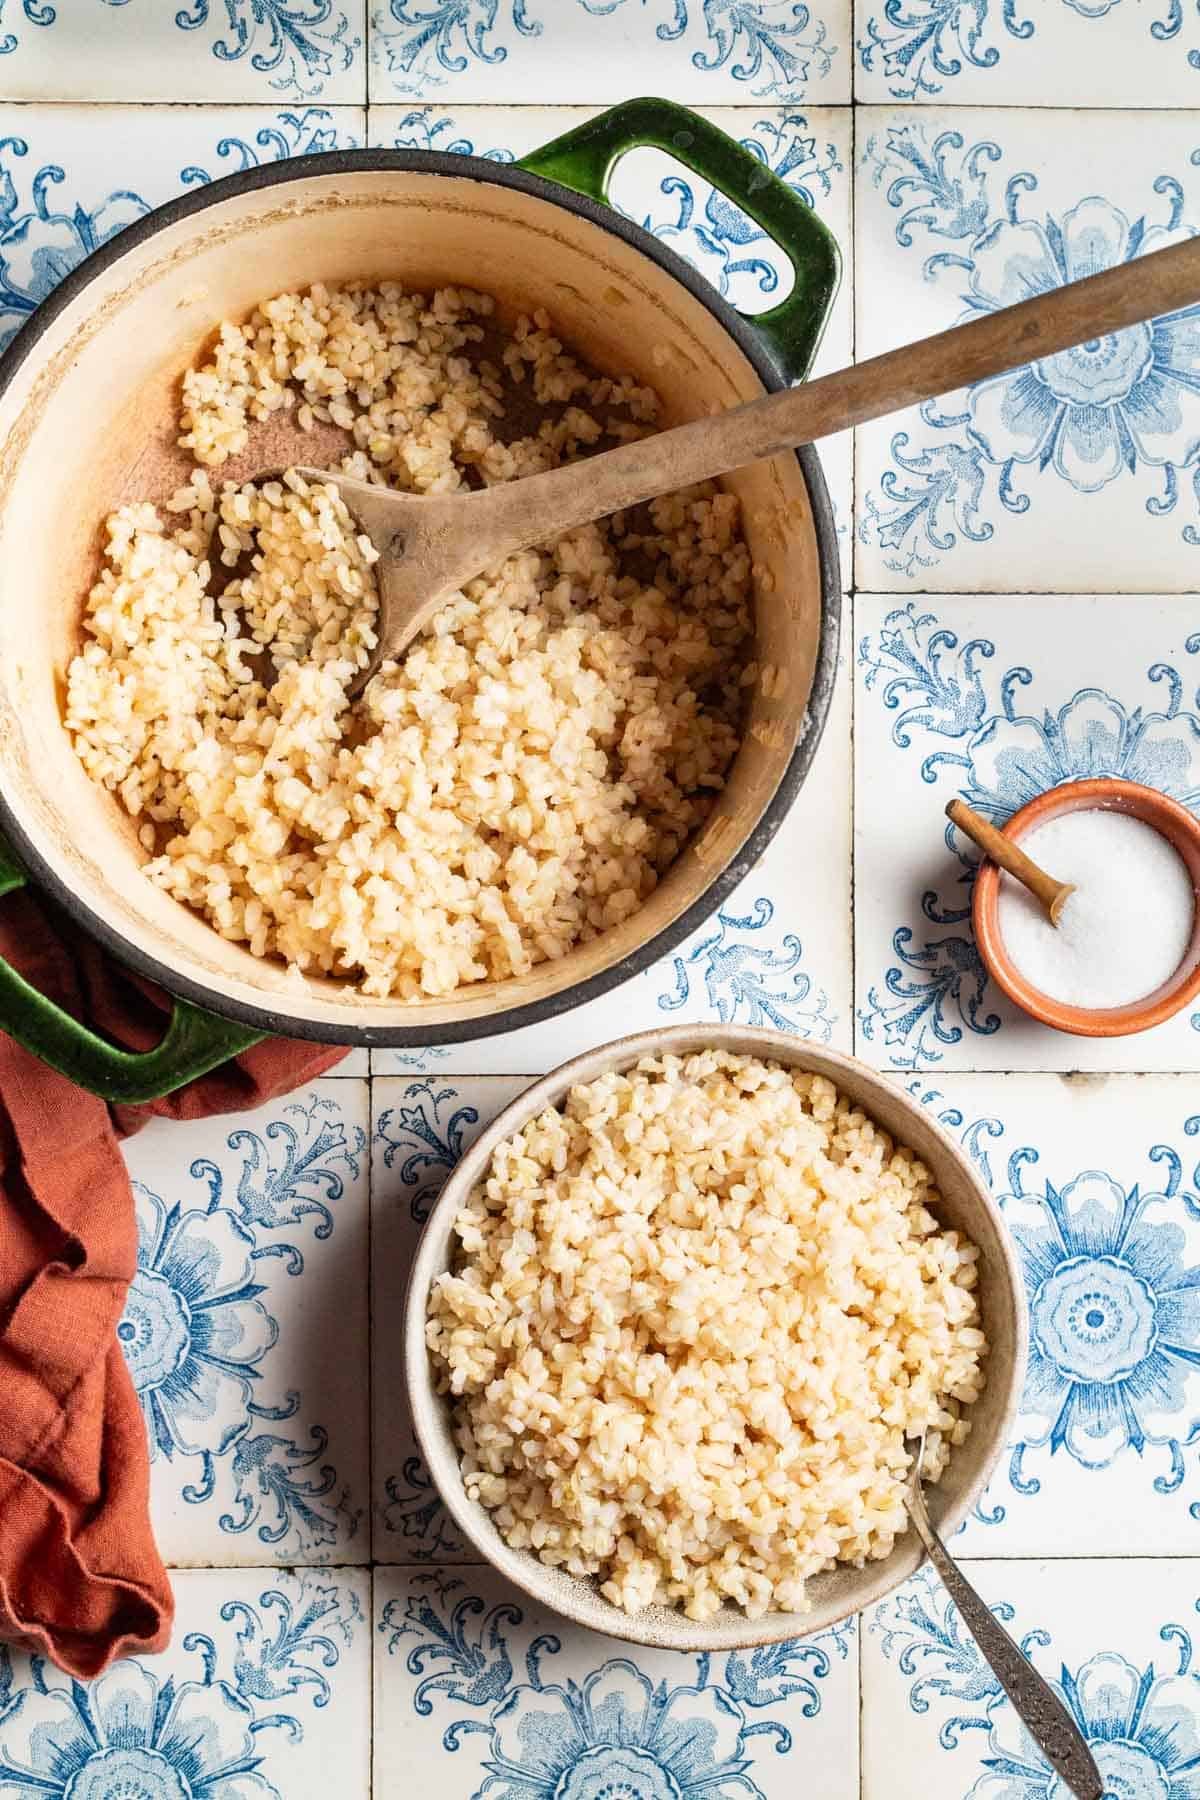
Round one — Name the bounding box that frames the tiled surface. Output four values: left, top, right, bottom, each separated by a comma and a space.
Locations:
855, 109, 1200, 593
3, 9, 1200, 1798
0, 1569, 371, 1795
854, 592, 1200, 1072
368, 5, 853, 104
374, 1565, 861, 1795
863, 1558, 1197, 1799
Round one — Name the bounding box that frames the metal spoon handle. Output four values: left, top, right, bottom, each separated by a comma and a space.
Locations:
905, 1494, 1103, 1800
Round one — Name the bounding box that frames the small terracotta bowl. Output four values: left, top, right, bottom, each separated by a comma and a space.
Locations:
405, 1024, 1026, 1650
973, 777, 1200, 1038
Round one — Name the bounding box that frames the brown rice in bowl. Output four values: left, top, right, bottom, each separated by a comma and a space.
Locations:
64, 282, 753, 1001
420, 1037, 999, 1631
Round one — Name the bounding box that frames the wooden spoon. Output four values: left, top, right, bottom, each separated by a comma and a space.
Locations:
276, 234, 1200, 692
947, 798, 1075, 926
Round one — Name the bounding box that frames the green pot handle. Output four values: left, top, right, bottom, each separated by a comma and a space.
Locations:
519, 96, 841, 382
0, 830, 263, 1103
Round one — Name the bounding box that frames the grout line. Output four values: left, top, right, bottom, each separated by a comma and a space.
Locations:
848, 101, 858, 1071
366, 1067, 376, 1569
162, 1548, 1200, 1571
857, 1609, 866, 1800
367, 1563, 376, 1800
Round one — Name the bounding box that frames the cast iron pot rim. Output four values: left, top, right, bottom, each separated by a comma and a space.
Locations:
0, 146, 841, 1047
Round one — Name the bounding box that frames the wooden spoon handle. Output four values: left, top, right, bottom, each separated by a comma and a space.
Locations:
460, 233, 1200, 559
947, 798, 1075, 925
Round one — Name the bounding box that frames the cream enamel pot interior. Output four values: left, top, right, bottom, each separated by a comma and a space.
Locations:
405, 1026, 1028, 1650
0, 101, 841, 1099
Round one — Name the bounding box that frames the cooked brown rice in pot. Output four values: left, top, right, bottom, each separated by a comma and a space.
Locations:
65, 284, 753, 999
426, 1051, 987, 1621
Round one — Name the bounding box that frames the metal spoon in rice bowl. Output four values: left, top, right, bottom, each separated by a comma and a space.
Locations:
404, 1023, 1028, 1652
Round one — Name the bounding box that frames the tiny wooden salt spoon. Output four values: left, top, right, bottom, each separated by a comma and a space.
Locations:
947, 798, 1075, 927
264, 231, 1200, 694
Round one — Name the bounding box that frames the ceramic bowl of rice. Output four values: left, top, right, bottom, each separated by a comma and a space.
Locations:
406, 1024, 1027, 1649
0, 110, 842, 1080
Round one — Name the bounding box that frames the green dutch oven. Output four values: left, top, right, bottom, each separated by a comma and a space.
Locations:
0, 98, 840, 1101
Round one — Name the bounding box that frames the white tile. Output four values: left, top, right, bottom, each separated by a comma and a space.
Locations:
0, 5, 366, 101
856, 0, 1200, 106
374, 1564, 860, 1796
121, 1079, 370, 1564
854, 591, 1200, 1072
863, 1558, 1200, 1800
910, 1072, 1200, 1557
369, 3, 851, 104
855, 109, 1200, 593
0, 105, 363, 350
0, 1568, 370, 1795
370, 1075, 529, 1560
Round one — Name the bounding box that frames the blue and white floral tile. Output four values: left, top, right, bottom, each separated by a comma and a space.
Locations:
0, 104, 363, 352
854, 591, 1200, 1073
373, 616, 853, 1076
368, 1, 851, 106
853, 108, 1200, 594
370, 1074, 529, 1560
0, 1568, 369, 1798
373, 1564, 861, 1796
862, 1557, 1196, 1800
369, 103, 854, 588
119, 1078, 371, 1565
0, 3, 367, 103
909, 1072, 1200, 1556
856, 0, 1200, 106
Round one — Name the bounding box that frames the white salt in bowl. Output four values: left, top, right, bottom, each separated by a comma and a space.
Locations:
973, 777, 1200, 1037
404, 1024, 1027, 1651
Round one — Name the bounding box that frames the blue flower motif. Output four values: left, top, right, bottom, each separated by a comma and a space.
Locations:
689, 0, 832, 95
858, 921, 998, 1071
383, 1573, 841, 1782
858, 0, 1031, 99
384, 108, 513, 159
383, 1455, 464, 1557
968, 1650, 1200, 1799
858, 0, 1184, 99
934, 678, 1200, 821
121, 1183, 275, 1463
0, 0, 358, 94
478, 1661, 760, 1800
657, 896, 835, 1035
1005, 1165, 1200, 1477
631, 112, 841, 310
964, 198, 1200, 495
180, 107, 360, 186
375, 1079, 480, 1221
173, 0, 359, 97
859, 129, 1200, 571
871, 1566, 1012, 1745
372, 0, 832, 96
0, 0, 54, 57
0, 142, 149, 349
0, 1663, 278, 1800
372, 0, 540, 87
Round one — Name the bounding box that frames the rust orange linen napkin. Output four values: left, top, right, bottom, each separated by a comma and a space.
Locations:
0, 890, 346, 1679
